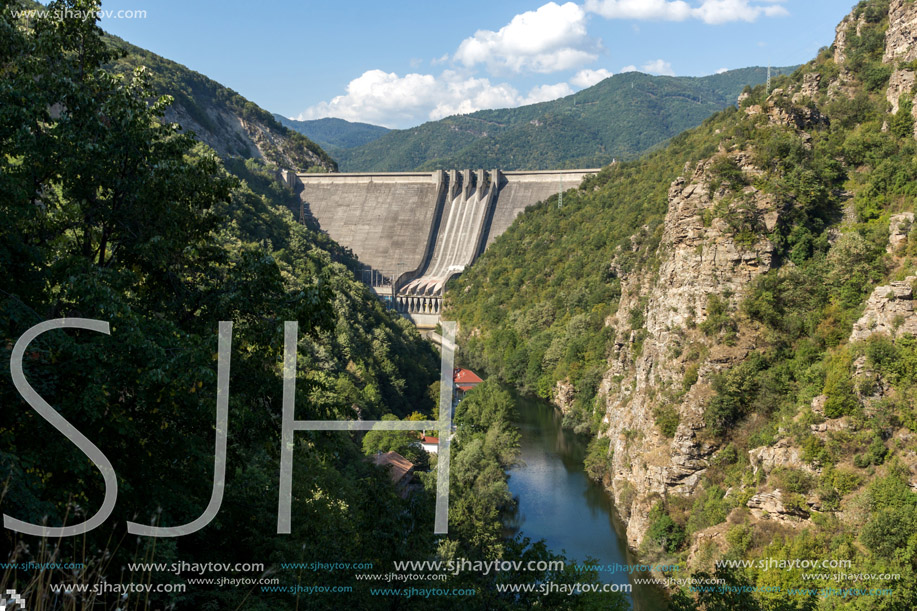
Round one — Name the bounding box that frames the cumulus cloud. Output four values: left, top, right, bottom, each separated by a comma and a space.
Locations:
454, 2, 600, 74
523, 82, 575, 104
296, 70, 573, 128
642, 59, 676, 76
570, 68, 613, 88
618, 60, 675, 76
584, 0, 788, 24
716, 67, 729, 74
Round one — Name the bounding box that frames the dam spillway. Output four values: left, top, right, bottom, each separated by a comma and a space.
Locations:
295, 168, 599, 327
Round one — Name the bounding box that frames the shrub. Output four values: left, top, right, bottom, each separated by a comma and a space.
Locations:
584, 436, 613, 482
823, 350, 858, 418
772, 467, 814, 494
687, 486, 731, 534
704, 354, 766, 436
699, 293, 737, 338
654, 404, 681, 438
646, 502, 687, 553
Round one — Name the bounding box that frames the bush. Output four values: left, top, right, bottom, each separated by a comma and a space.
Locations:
705, 354, 767, 436
772, 467, 815, 494
584, 436, 613, 482
654, 404, 681, 438
823, 350, 858, 418
861, 507, 917, 559
699, 293, 737, 339
646, 502, 687, 553
686, 486, 731, 534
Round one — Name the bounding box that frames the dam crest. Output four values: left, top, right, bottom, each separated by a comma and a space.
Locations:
293, 168, 598, 328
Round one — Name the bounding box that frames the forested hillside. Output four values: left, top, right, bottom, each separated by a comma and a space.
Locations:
447, 0, 917, 608
105, 35, 337, 171
338, 67, 794, 172
273, 115, 390, 157
0, 1, 622, 608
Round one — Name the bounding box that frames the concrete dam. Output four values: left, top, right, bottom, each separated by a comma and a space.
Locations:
294, 168, 598, 327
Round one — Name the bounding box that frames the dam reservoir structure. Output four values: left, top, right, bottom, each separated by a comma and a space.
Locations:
293, 168, 598, 328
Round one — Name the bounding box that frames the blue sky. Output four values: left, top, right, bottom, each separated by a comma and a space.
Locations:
98, 0, 857, 129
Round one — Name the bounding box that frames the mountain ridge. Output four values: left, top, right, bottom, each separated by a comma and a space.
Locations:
336, 66, 796, 172
273, 115, 390, 156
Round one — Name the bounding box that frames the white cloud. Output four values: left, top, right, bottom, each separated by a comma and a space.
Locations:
618, 60, 675, 76
523, 82, 575, 104
454, 2, 600, 74
642, 59, 676, 76
693, 0, 787, 24
584, 0, 788, 24
585, 0, 692, 21
716, 67, 729, 74
570, 68, 613, 88
295, 69, 573, 128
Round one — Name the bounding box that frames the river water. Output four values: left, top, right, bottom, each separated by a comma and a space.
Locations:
505, 394, 668, 610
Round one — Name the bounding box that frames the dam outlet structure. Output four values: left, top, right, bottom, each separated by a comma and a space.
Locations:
294, 168, 598, 329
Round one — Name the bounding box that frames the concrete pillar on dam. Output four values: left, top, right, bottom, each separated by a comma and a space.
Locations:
296, 168, 600, 329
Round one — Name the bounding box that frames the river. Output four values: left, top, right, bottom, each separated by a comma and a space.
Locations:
505, 393, 668, 610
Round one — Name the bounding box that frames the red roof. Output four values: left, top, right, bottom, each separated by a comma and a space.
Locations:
422, 436, 439, 444
457, 385, 476, 392
371, 451, 414, 484
453, 368, 483, 385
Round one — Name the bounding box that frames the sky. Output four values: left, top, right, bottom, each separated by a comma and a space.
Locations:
97, 0, 857, 129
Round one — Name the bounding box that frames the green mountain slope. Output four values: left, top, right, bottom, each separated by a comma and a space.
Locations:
338, 67, 795, 172
104, 35, 337, 171
273, 115, 390, 156
446, 0, 917, 607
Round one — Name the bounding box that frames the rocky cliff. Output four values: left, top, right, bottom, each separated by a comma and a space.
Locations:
591, 0, 917, 557
107, 36, 337, 172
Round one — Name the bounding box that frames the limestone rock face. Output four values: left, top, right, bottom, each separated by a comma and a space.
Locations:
163, 104, 333, 171
748, 438, 818, 477
747, 490, 809, 521
554, 380, 575, 415
849, 277, 917, 342
888, 212, 915, 253
599, 152, 777, 548
833, 12, 862, 64
792, 73, 821, 104
885, 0, 917, 63
886, 69, 916, 114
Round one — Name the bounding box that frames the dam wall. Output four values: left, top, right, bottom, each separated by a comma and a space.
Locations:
296, 168, 598, 327
488, 170, 597, 247
297, 171, 447, 286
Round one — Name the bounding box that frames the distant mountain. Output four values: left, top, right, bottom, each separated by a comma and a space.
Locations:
274, 116, 389, 156
337, 67, 796, 172
105, 37, 337, 171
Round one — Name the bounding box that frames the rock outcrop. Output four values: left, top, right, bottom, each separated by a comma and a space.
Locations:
746, 490, 810, 522
888, 212, 915, 252
163, 103, 333, 171
598, 152, 777, 548
849, 277, 917, 342
884, 0, 917, 63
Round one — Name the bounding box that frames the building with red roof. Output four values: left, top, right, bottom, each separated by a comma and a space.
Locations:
453, 367, 483, 400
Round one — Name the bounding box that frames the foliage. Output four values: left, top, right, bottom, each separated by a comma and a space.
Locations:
645, 502, 687, 553
583, 435, 613, 481
1, 4, 616, 608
